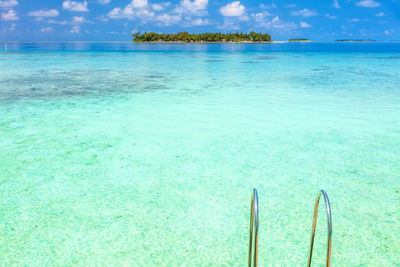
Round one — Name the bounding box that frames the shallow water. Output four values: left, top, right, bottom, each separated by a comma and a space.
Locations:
0, 43, 399, 265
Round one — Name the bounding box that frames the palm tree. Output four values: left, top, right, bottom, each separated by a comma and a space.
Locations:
132, 32, 272, 42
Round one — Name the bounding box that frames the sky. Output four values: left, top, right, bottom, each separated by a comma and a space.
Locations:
0, 0, 399, 41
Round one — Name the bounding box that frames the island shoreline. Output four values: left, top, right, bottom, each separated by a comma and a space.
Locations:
132, 41, 286, 44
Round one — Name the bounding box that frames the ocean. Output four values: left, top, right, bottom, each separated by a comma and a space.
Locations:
0, 42, 399, 265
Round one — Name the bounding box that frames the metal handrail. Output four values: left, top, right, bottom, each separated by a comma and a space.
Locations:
248, 188, 259, 267
307, 190, 332, 267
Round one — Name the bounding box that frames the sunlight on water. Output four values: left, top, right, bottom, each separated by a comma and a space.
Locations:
0, 43, 399, 265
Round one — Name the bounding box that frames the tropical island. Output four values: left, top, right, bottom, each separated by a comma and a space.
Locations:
132, 32, 271, 43
335, 39, 375, 42
288, 38, 314, 42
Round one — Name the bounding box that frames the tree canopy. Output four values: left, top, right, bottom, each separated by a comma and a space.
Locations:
132, 32, 272, 42
288, 38, 311, 42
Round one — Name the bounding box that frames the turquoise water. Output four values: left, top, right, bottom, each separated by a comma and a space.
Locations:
0, 43, 399, 265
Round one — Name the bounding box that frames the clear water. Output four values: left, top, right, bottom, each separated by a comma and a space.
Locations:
0, 43, 399, 265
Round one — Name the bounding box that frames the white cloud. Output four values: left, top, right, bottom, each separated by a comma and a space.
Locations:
151, 2, 170, 11
376, 12, 385, 17
136, 9, 154, 17
349, 18, 360, 22
108, 6, 154, 19
253, 11, 271, 23
260, 3, 276, 9
108, 7, 127, 19
190, 18, 209, 25
66, 15, 89, 33
300, 21, 312, 28
48, 16, 90, 26
332, 0, 340, 8
107, 0, 196, 26
70, 25, 81, 33
131, 0, 148, 8
220, 1, 245, 17
253, 14, 297, 31
62, 1, 89, 12
174, 0, 208, 15
152, 3, 163, 10
108, 7, 135, 19
47, 19, 68, 25
107, 0, 161, 20
384, 29, 390, 35
98, 0, 111, 4
291, 8, 318, 17
356, 0, 380, 7
0, 0, 17, 8
28, 9, 59, 17
73, 15, 85, 23
1, 9, 18, 20
156, 13, 181, 25
325, 13, 338, 19
48, 19, 69, 25
41, 26, 52, 32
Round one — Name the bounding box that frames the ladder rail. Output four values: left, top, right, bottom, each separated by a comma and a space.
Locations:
248, 188, 259, 267
307, 190, 332, 267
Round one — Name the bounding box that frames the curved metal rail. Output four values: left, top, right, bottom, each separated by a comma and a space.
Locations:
248, 188, 259, 267
307, 190, 332, 267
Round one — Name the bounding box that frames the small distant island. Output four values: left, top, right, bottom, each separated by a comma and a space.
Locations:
335, 39, 375, 42
132, 32, 271, 43
288, 38, 314, 42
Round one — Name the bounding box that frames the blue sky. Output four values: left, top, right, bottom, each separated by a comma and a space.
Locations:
0, 0, 399, 41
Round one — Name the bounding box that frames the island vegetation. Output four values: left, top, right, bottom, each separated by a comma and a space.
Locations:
288, 38, 313, 42
335, 39, 375, 42
132, 32, 272, 43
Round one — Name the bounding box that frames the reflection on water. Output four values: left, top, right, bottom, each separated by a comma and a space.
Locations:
1, 42, 400, 52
